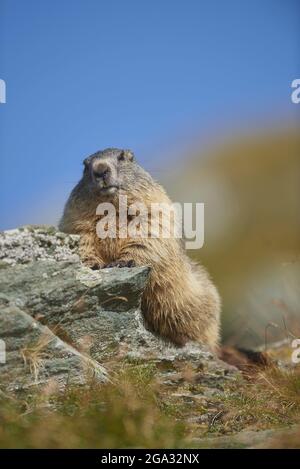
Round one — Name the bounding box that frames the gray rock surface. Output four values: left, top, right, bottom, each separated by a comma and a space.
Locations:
0, 304, 107, 394
0, 225, 80, 266
0, 225, 237, 398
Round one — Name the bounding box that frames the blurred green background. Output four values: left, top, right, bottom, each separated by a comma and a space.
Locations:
166, 127, 300, 348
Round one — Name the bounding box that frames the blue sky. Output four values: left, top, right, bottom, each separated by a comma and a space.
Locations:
0, 0, 299, 229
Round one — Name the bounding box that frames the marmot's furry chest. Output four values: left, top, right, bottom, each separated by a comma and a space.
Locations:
95, 215, 134, 263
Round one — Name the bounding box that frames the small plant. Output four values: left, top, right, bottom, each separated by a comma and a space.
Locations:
21, 332, 54, 382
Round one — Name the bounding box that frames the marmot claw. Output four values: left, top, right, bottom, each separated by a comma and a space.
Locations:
83, 258, 103, 270
103, 259, 136, 268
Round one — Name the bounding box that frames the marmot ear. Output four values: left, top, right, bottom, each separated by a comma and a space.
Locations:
83, 155, 93, 168
118, 150, 135, 163
125, 150, 135, 162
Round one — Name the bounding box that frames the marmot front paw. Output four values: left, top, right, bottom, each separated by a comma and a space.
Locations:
103, 259, 136, 268
83, 258, 104, 270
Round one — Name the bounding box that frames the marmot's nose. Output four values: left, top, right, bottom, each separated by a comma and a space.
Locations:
93, 162, 111, 181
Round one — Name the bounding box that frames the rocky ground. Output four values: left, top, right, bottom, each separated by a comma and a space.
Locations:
0, 226, 299, 448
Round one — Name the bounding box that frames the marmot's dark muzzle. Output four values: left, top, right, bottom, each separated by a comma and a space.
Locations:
92, 159, 119, 193
92, 161, 111, 181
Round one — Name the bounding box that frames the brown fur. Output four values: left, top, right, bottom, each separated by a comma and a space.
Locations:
59, 148, 221, 350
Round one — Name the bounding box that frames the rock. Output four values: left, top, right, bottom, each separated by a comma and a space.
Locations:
0, 304, 108, 395
0, 225, 80, 266
0, 260, 152, 363
0, 225, 238, 399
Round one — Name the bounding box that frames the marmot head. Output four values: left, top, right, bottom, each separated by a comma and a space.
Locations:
82, 148, 138, 197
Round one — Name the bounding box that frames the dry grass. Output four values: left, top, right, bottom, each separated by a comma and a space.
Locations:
209, 364, 300, 437
1, 350, 300, 448
0, 364, 186, 449
21, 332, 54, 383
